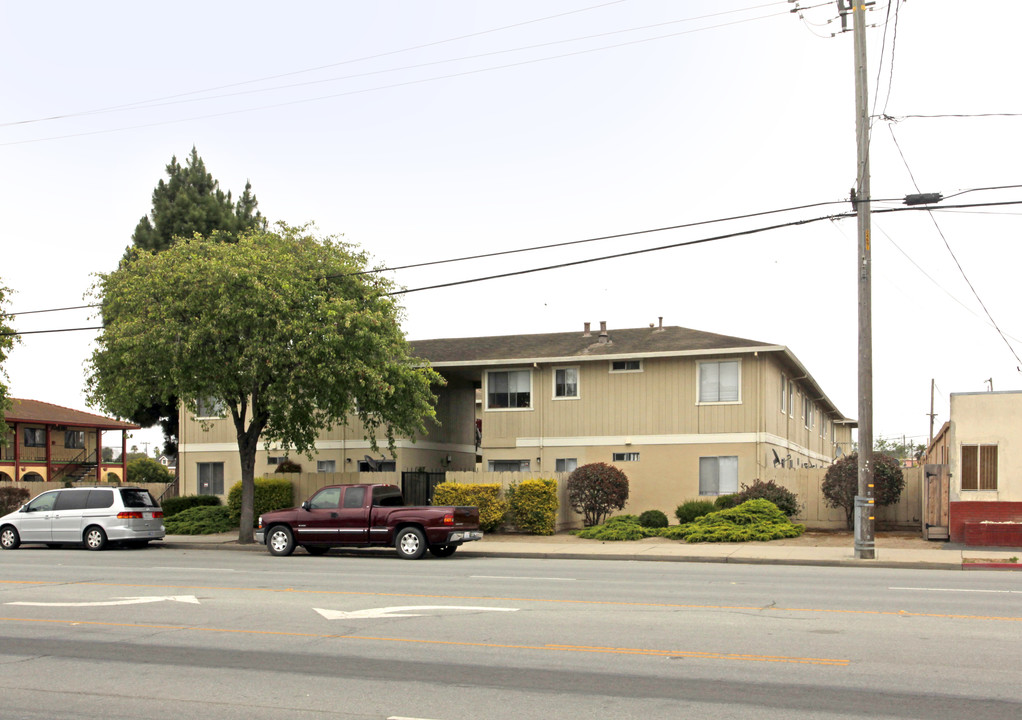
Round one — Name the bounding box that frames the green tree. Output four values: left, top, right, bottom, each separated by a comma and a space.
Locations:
874, 435, 925, 461
821, 452, 906, 529
126, 457, 173, 484
87, 223, 441, 543
0, 281, 17, 440
122, 147, 266, 457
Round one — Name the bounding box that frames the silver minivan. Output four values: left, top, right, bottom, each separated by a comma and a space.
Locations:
0, 486, 165, 551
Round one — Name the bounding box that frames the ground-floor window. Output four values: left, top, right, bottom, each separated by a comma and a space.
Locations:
317, 460, 336, 473
699, 456, 738, 495
488, 459, 530, 472
197, 462, 225, 495
961, 444, 998, 490
555, 458, 577, 472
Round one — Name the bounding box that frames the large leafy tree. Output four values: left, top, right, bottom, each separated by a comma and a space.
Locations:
122, 147, 266, 456
821, 452, 905, 529
87, 223, 441, 542
0, 281, 16, 440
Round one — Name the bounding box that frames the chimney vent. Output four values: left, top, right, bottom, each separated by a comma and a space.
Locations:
598, 321, 608, 343
656, 316, 664, 332
583, 322, 591, 337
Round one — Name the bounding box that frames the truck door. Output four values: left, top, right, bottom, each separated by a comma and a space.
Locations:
293, 486, 342, 545
337, 486, 369, 543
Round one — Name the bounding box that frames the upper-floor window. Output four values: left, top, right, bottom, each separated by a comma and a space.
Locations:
65, 430, 85, 449
23, 428, 45, 447
961, 444, 998, 490
788, 381, 795, 417
195, 397, 226, 418
612, 452, 640, 462
610, 360, 642, 373
487, 370, 531, 409
698, 360, 740, 403
554, 367, 579, 398
780, 373, 786, 413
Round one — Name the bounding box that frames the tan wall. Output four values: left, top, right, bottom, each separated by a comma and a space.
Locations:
949, 391, 1022, 502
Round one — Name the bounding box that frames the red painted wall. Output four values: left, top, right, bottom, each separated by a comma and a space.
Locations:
949, 501, 1022, 546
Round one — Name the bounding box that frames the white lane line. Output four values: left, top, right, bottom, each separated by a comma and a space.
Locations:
472, 575, 575, 581
890, 586, 1022, 594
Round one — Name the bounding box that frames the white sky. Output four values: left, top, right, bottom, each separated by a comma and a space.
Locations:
2, 1, 1020, 455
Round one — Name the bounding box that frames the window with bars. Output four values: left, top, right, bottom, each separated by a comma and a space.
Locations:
612, 452, 640, 462
961, 444, 998, 490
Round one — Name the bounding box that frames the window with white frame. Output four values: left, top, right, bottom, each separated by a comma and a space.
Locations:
487, 370, 532, 409
317, 460, 336, 473
555, 458, 577, 472
554, 367, 579, 398
788, 381, 795, 417
961, 444, 998, 491
699, 456, 738, 495
612, 452, 640, 462
698, 360, 740, 403
488, 459, 530, 472
195, 397, 226, 418
780, 373, 786, 413
803, 396, 813, 429
610, 359, 642, 372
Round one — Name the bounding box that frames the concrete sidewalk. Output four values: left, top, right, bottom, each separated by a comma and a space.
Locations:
159, 532, 1022, 571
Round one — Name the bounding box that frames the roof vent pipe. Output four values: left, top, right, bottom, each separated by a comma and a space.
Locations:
598, 321, 608, 343
583, 322, 591, 337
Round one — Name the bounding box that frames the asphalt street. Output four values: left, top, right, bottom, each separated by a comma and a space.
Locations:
1, 546, 1020, 719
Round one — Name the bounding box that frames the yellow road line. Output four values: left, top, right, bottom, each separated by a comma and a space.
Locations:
0, 615, 848, 666
2, 580, 1020, 622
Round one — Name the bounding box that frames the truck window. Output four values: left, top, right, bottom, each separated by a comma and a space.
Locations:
343, 486, 366, 509
372, 487, 404, 507
308, 487, 341, 510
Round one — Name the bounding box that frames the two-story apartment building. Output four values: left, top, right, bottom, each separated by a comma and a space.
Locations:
410, 321, 855, 515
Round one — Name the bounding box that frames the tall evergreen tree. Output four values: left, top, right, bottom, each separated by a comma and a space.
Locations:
116, 148, 266, 455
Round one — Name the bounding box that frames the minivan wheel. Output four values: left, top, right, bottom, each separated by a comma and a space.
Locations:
395, 527, 427, 559
266, 526, 295, 556
84, 526, 107, 551
0, 526, 20, 550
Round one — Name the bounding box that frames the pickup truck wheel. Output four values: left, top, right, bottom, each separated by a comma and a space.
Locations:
266, 526, 296, 556
429, 544, 457, 558
304, 545, 329, 556
394, 527, 427, 560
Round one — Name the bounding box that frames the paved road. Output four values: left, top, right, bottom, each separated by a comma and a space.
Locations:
1, 546, 1020, 719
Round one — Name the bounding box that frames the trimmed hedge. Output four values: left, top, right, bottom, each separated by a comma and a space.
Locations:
227, 478, 294, 525
507, 478, 558, 535
575, 515, 660, 541
164, 505, 234, 535
0, 486, 30, 515
432, 482, 508, 533
662, 499, 805, 543
161, 494, 222, 518
675, 499, 716, 524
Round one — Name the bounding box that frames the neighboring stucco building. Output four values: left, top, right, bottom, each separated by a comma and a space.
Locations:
410, 321, 855, 516
0, 398, 137, 483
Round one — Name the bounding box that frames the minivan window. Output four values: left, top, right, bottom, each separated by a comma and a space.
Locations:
119, 489, 157, 508
26, 492, 58, 512
87, 489, 115, 509
54, 490, 90, 511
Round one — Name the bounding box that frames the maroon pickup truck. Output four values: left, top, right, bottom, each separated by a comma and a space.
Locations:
254, 483, 482, 559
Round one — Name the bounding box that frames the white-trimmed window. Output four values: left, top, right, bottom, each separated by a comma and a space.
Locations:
556, 458, 577, 472
699, 456, 738, 495
195, 397, 226, 418
803, 396, 813, 429
612, 452, 640, 462
780, 373, 786, 413
698, 360, 740, 403
788, 381, 795, 417
961, 444, 998, 491
610, 359, 642, 373
554, 367, 579, 399
267, 455, 289, 466
486, 370, 532, 409
317, 460, 336, 473
489, 459, 530, 472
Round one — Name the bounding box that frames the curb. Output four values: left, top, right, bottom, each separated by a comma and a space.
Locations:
962, 562, 1022, 571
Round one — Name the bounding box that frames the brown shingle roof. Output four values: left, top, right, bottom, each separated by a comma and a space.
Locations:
6, 399, 139, 430
409, 324, 776, 365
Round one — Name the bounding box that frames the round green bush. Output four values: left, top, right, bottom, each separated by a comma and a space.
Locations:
126, 457, 173, 484
733, 479, 801, 517
638, 509, 669, 528
714, 494, 740, 510
675, 500, 716, 524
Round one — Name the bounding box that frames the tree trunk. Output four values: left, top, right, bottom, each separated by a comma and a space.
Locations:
236, 432, 258, 544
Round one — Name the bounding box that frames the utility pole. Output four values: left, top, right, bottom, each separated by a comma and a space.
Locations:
928, 378, 936, 446
843, 0, 876, 559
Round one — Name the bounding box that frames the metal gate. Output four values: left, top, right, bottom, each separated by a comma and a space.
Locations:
401, 470, 446, 506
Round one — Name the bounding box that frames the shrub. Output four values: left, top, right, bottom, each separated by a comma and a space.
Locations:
227, 478, 294, 525
822, 452, 905, 529
432, 482, 508, 533
714, 494, 740, 510
733, 479, 801, 518
506, 478, 559, 535
638, 509, 669, 528
164, 506, 234, 535
126, 457, 173, 484
566, 462, 629, 526
275, 459, 303, 473
0, 486, 30, 515
575, 514, 660, 541
161, 494, 222, 518
106, 472, 120, 483
662, 499, 805, 543
675, 500, 716, 524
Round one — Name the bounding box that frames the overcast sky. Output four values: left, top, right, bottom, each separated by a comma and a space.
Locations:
2, 0, 1020, 455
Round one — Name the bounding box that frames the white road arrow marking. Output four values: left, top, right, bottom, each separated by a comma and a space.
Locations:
6, 595, 201, 607
314, 605, 518, 620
